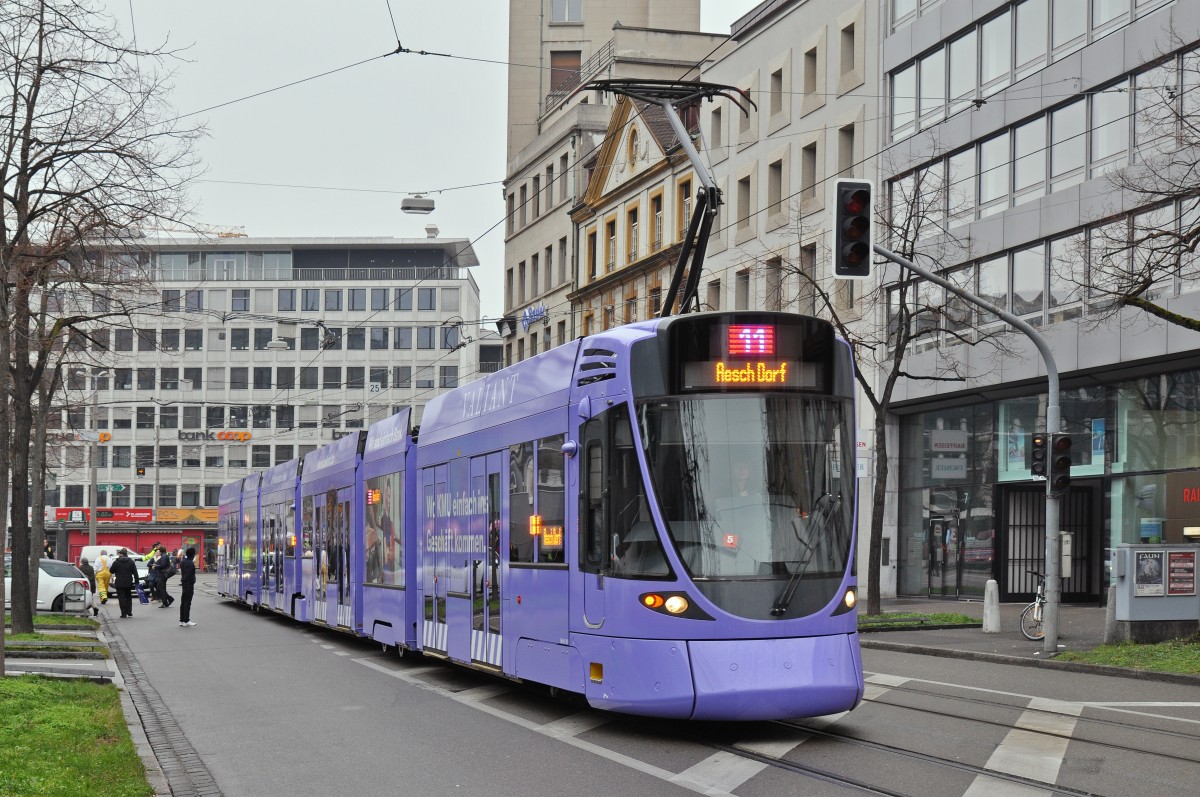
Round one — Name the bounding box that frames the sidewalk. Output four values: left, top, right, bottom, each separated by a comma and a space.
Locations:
858, 596, 1200, 685
863, 596, 1109, 658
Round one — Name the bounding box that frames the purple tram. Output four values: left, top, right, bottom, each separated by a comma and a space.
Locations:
259, 458, 302, 616
218, 311, 862, 721
215, 479, 242, 599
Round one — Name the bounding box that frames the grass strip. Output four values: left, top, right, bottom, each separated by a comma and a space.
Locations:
859, 611, 978, 628
4, 614, 98, 629
0, 676, 151, 796
1055, 636, 1200, 674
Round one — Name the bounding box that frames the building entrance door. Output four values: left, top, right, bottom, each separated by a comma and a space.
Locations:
997, 481, 1101, 602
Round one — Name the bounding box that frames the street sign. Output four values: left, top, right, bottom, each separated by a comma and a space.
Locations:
97, 483, 127, 492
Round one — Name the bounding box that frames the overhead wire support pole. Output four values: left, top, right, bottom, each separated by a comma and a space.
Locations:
871, 244, 1063, 654
579, 79, 755, 317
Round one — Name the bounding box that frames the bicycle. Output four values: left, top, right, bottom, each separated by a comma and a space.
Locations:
1019, 570, 1046, 641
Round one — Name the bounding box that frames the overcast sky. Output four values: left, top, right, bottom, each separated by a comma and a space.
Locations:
107, 1, 759, 324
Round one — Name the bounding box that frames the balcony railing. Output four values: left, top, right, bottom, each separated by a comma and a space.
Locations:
544, 39, 615, 112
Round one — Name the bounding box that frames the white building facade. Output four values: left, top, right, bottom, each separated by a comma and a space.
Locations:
48, 236, 480, 562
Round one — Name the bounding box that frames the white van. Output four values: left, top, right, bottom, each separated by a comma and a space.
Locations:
76, 546, 150, 584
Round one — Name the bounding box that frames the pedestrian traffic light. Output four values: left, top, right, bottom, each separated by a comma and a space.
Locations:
1030, 432, 1047, 478
1050, 434, 1072, 492
833, 179, 873, 279
136, 467, 146, 477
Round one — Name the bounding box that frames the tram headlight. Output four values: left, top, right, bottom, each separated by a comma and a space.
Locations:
664, 595, 689, 614
642, 594, 665, 609
844, 589, 856, 609
638, 592, 713, 620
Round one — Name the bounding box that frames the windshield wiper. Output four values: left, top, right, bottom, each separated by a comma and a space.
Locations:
770, 494, 839, 617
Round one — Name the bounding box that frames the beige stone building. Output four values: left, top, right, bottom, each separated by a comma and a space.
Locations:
501, 1, 727, 362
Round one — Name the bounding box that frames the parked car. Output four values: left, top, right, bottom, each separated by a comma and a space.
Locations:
3, 555, 91, 613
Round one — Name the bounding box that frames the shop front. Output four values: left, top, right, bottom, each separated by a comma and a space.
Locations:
896, 366, 1200, 603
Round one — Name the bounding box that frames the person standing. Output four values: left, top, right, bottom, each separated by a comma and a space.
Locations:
94, 549, 112, 604
78, 557, 99, 617
110, 549, 139, 618
178, 547, 197, 627
156, 545, 176, 608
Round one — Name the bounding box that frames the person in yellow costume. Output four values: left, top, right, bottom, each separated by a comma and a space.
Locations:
94, 549, 113, 603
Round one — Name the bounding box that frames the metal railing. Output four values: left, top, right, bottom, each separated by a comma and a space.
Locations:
544, 39, 614, 111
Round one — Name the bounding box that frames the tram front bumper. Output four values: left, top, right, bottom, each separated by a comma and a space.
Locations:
687, 633, 864, 720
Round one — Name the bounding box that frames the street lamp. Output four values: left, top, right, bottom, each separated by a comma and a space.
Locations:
88, 370, 110, 546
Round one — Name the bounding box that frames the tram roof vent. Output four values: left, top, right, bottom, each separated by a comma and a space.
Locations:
577, 347, 617, 386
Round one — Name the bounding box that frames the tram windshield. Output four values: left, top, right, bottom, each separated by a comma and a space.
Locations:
637, 396, 853, 580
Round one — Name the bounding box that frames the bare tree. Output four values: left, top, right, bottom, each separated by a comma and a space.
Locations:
1076, 44, 1200, 329
735, 146, 1011, 615
1, 0, 201, 639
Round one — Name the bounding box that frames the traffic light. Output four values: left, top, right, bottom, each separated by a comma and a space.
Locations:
136, 467, 146, 477
833, 179, 873, 279
1030, 433, 1047, 478
1050, 435, 1072, 492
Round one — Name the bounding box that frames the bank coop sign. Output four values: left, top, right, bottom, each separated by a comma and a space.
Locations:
177, 431, 253, 442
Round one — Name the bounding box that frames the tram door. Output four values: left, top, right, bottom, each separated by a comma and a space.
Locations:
927, 513, 960, 596
470, 455, 503, 668
422, 467, 449, 653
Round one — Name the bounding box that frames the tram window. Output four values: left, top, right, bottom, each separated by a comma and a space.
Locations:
580, 420, 606, 572
509, 441, 535, 563
607, 404, 669, 578
535, 435, 565, 564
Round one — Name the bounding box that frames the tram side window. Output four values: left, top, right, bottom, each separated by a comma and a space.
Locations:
536, 434, 566, 564
579, 404, 669, 576
509, 441, 535, 563
608, 404, 669, 577
580, 421, 607, 572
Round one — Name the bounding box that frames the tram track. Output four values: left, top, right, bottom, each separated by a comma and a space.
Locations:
857, 674, 1200, 766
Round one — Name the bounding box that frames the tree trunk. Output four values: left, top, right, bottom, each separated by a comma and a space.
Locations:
866, 417, 890, 616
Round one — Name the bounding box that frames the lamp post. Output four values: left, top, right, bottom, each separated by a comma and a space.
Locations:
88, 370, 109, 546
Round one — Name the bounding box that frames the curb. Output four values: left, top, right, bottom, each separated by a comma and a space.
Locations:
97, 621, 171, 797
859, 638, 1200, 686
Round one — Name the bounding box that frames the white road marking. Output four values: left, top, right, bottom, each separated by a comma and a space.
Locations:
962, 698, 1081, 797
671, 751, 766, 796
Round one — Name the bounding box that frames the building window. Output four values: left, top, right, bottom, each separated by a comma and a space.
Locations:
348, 288, 366, 311
230, 328, 249, 351
393, 327, 413, 349
230, 368, 249, 390
549, 50, 581, 91
439, 366, 459, 388
627, 207, 639, 262
253, 367, 272, 390
325, 289, 342, 311
768, 158, 784, 216
346, 328, 366, 350
606, 220, 617, 271
228, 406, 248, 429
162, 290, 180, 312
678, 178, 692, 239
232, 289, 250, 312
302, 288, 320, 311
370, 327, 389, 349
418, 288, 436, 311
737, 176, 752, 231
551, 0, 581, 23
395, 288, 412, 311
371, 288, 388, 310
323, 367, 341, 389
278, 288, 296, 311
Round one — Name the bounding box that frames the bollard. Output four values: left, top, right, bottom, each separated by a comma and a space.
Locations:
983, 579, 1000, 633
1104, 583, 1117, 645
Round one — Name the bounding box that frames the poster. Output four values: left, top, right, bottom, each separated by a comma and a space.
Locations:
1135, 550, 1165, 597
1006, 430, 1025, 470
1091, 418, 1105, 458
1167, 551, 1196, 597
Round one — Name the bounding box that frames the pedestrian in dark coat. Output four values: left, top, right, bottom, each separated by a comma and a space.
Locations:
78, 558, 99, 617
178, 547, 197, 627
155, 546, 175, 608
110, 549, 139, 618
